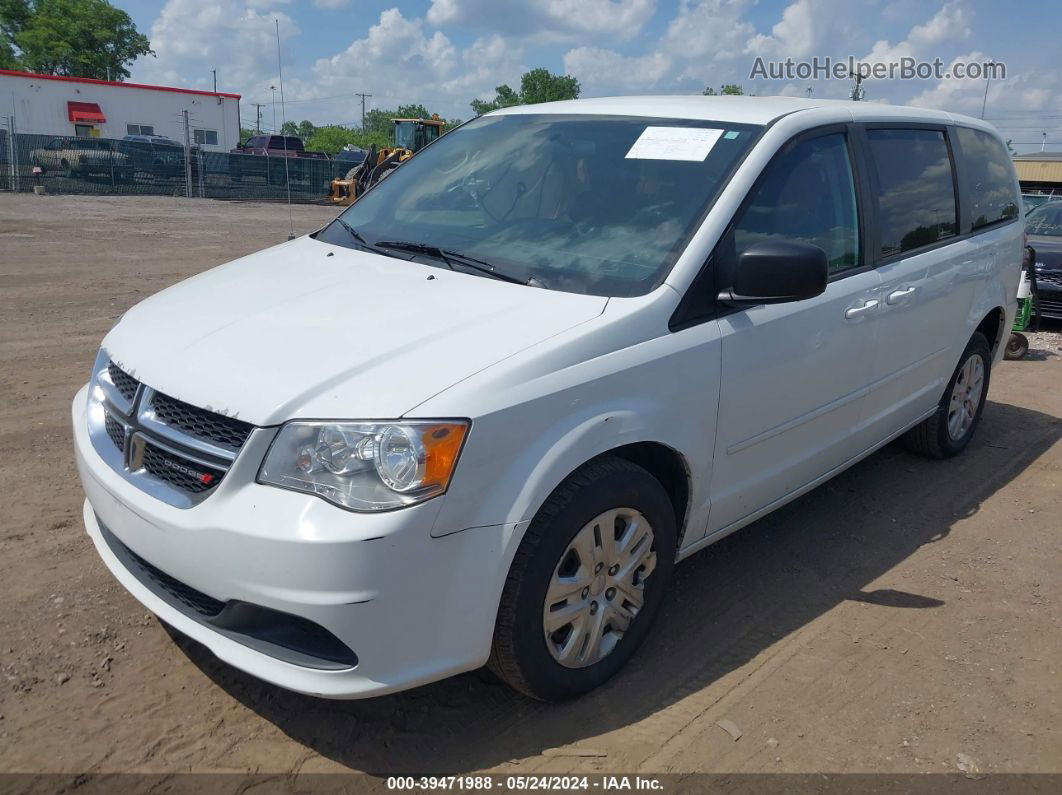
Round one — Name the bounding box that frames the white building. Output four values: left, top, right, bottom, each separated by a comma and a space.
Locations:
0, 69, 241, 151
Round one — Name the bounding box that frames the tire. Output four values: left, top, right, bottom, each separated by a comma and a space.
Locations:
60, 160, 73, 179
902, 332, 991, 459
488, 455, 676, 700
1004, 332, 1029, 361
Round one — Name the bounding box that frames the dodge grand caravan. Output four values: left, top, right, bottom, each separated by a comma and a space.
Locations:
73, 97, 1023, 700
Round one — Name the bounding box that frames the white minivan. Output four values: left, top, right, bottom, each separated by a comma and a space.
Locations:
74, 96, 1023, 700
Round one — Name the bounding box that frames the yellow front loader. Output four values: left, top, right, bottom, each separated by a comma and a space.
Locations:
329, 116, 446, 206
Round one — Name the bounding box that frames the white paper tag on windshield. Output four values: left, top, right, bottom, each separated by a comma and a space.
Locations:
625, 127, 723, 161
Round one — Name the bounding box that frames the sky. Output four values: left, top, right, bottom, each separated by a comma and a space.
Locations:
118, 0, 1062, 153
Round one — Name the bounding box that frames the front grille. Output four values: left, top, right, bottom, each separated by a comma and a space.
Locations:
151, 391, 254, 450
108, 362, 140, 402
141, 442, 224, 494
104, 414, 126, 452
1037, 297, 1062, 317
1036, 271, 1062, 288
92, 355, 259, 507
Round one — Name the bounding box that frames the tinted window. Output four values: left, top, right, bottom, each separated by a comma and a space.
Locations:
955, 127, 1019, 231
327, 114, 761, 297
267, 136, 302, 150
1025, 203, 1062, 237
732, 133, 859, 274
866, 129, 957, 257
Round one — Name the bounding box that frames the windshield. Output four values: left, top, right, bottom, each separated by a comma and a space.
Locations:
1026, 203, 1062, 236
394, 122, 416, 150
321, 113, 761, 296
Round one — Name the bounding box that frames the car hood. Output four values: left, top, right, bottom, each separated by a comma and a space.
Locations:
103, 236, 607, 425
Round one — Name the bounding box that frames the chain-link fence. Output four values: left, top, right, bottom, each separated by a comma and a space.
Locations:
0, 132, 354, 202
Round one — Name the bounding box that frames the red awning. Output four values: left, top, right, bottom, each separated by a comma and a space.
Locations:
67, 101, 106, 124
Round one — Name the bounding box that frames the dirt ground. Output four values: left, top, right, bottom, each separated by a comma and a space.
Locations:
0, 195, 1059, 778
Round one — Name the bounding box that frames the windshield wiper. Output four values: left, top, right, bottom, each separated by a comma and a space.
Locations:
332, 219, 406, 260
373, 240, 527, 285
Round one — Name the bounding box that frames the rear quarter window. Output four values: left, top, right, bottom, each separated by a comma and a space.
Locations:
954, 127, 1020, 231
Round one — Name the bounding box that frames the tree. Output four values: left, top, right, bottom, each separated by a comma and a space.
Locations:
470, 68, 579, 115
0, 37, 17, 68
520, 67, 580, 104
279, 120, 298, 137
703, 83, 744, 96
395, 104, 432, 121
297, 119, 315, 141
2, 0, 153, 80
361, 108, 395, 137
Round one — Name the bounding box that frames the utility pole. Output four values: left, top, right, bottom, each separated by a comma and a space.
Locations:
182, 109, 192, 198
355, 92, 372, 130
979, 61, 997, 120
212, 69, 217, 93
270, 86, 277, 132
251, 103, 264, 133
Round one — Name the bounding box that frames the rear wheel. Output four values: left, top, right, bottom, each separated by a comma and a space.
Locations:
489, 456, 676, 700
902, 332, 991, 458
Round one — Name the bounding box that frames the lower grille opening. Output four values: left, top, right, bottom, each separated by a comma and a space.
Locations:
100, 521, 357, 671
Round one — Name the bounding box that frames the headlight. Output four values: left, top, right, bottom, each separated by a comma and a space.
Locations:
258, 420, 469, 512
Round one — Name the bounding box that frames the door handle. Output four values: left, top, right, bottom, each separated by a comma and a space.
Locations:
844, 299, 879, 320
887, 286, 917, 305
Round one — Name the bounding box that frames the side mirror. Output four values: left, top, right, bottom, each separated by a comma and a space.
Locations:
719, 239, 829, 305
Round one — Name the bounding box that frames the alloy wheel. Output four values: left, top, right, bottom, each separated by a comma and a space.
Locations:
947, 353, 985, 441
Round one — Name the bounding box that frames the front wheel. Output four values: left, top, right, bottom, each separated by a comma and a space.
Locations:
489, 456, 676, 700
902, 332, 991, 458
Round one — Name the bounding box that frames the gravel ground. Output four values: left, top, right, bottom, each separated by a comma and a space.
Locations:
0, 195, 1060, 779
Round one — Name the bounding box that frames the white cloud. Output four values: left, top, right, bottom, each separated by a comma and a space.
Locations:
133, 0, 299, 101
563, 47, 672, 92
664, 0, 754, 61
907, 51, 1054, 115
310, 9, 525, 119
427, 0, 655, 41
863, 0, 970, 65
745, 0, 820, 58
562, 0, 753, 95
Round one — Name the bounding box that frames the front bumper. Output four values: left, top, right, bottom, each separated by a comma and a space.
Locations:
73, 385, 519, 698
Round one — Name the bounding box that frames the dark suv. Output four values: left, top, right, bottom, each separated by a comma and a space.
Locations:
121, 135, 189, 180
1026, 201, 1062, 319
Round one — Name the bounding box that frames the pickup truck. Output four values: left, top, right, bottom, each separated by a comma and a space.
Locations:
229, 135, 329, 185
